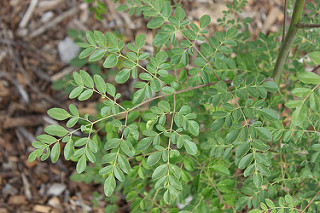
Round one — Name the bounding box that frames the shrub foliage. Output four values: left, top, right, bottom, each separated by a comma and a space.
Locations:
29, 0, 320, 212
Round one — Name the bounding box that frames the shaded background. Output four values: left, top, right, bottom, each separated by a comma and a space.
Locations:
0, 0, 287, 212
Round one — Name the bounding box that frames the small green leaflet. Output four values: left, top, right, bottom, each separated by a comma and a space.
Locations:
135, 34, 146, 49
76, 155, 86, 174
184, 140, 197, 155
147, 17, 164, 29
308, 51, 320, 64
297, 72, 320, 85
188, 120, 199, 136
199, 15, 211, 28
292, 104, 308, 126
103, 54, 118, 68
104, 175, 116, 197
175, 7, 185, 21
48, 108, 70, 120
45, 125, 68, 137
94, 74, 106, 94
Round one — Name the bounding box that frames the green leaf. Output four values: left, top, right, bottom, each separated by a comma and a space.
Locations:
226, 129, 240, 143
308, 51, 320, 64
188, 120, 199, 136
253, 172, 263, 189
79, 47, 95, 59
135, 34, 146, 49
257, 164, 271, 176
260, 108, 278, 121
117, 155, 131, 174
69, 87, 83, 99
73, 72, 83, 86
45, 125, 68, 137
86, 31, 95, 45
175, 7, 185, 21
69, 104, 79, 116
76, 155, 86, 173
212, 164, 230, 176
104, 174, 116, 196
152, 164, 167, 179
48, 108, 70, 120
262, 81, 278, 92
291, 88, 311, 97
252, 140, 270, 152
88, 49, 105, 62
238, 153, 253, 169
78, 89, 93, 101
255, 127, 272, 141
80, 70, 94, 88
120, 140, 135, 157
133, 88, 146, 104
116, 4, 129, 12
37, 135, 56, 144
162, 86, 174, 94
285, 100, 302, 108
50, 142, 60, 163
211, 118, 225, 132
310, 92, 320, 112
86, 149, 96, 163
235, 196, 249, 211
105, 138, 121, 150
292, 103, 308, 126
153, 32, 170, 46
115, 69, 130, 84
64, 140, 74, 160
161, 1, 171, 18
94, 74, 106, 94
137, 137, 153, 150
106, 32, 118, 47
147, 17, 164, 29
298, 72, 320, 84
265, 199, 275, 208
147, 152, 162, 166
236, 142, 250, 158
99, 165, 113, 175
311, 144, 320, 151
103, 54, 118, 68
94, 30, 107, 47
158, 101, 171, 112
106, 83, 116, 97
28, 149, 43, 162
114, 166, 125, 182
199, 15, 211, 28
184, 140, 197, 155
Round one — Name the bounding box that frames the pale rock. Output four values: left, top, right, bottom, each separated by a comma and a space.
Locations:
47, 183, 66, 196
58, 37, 80, 63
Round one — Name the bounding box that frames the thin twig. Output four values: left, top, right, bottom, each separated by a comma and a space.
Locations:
311, 65, 320, 73
19, 0, 39, 28
128, 80, 232, 112
30, 7, 78, 38
296, 23, 320, 28
302, 188, 320, 212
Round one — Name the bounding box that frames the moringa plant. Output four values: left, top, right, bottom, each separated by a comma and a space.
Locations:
29, 0, 320, 212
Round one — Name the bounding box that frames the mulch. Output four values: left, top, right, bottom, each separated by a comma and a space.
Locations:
0, 0, 286, 212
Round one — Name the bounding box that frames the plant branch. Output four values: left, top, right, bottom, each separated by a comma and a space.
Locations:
282, 0, 288, 42
296, 23, 320, 28
272, 0, 306, 84
302, 188, 320, 212
128, 80, 231, 112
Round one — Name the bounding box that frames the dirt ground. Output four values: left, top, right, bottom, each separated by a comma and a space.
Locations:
0, 0, 289, 212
